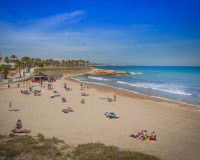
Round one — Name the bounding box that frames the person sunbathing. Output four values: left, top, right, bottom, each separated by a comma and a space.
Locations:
16, 119, 22, 129
149, 131, 156, 140
62, 97, 67, 102
63, 107, 72, 112
107, 97, 113, 102
130, 131, 141, 138
138, 130, 148, 140
81, 92, 89, 96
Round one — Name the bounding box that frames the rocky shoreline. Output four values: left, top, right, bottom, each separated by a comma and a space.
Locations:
89, 68, 131, 75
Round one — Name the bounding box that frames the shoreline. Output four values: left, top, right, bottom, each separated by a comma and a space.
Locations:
68, 74, 200, 111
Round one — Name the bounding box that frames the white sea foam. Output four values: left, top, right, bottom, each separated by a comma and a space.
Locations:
116, 81, 192, 96
71, 76, 200, 107
88, 76, 111, 81
131, 72, 142, 75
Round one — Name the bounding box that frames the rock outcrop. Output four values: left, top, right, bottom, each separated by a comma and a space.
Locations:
90, 69, 131, 75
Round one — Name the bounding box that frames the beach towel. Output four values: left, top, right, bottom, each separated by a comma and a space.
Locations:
11, 129, 31, 133
147, 137, 158, 142
102, 112, 116, 115
8, 109, 20, 112
137, 136, 149, 141
62, 109, 73, 113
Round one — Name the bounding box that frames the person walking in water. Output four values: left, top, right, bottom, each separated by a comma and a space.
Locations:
148, 90, 151, 96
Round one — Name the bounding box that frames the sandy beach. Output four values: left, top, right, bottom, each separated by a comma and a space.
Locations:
0, 70, 200, 160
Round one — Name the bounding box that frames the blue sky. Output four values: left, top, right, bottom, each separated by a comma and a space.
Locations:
0, 0, 200, 65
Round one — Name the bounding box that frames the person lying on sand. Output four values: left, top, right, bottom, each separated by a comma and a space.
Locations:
107, 97, 113, 102
63, 107, 73, 112
81, 92, 89, 96
138, 130, 149, 140
130, 131, 141, 138
21, 90, 30, 95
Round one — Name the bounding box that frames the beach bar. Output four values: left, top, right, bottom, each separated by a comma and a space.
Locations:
32, 73, 48, 82
48, 73, 63, 82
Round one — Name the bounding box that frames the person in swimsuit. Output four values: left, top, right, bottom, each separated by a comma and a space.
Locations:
16, 119, 22, 129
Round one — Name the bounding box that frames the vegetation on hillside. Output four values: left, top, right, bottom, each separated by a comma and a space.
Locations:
34, 67, 92, 74
0, 134, 159, 160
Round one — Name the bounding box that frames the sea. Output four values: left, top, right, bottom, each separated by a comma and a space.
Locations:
72, 66, 200, 107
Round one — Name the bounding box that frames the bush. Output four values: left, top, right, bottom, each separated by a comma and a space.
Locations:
0, 135, 159, 160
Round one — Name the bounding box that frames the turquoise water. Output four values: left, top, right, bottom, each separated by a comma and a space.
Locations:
73, 66, 200, 107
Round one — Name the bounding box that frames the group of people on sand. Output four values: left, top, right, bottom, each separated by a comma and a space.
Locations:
21, 90, 30, 95
80, 83, 90, 90
130, 130, 157, 141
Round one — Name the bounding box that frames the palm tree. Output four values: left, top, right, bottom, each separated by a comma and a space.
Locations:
15, 60, 22, 78
1, 65, 11, 79
21, 56, 31, 72
61, 60, 65, 67
10, 55, 17, 62
4, 57, 10, 64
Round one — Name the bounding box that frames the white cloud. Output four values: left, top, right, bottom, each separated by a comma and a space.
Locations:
0, 10, 199, 65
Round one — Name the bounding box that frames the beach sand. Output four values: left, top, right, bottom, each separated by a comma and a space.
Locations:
0, 71, 200, 160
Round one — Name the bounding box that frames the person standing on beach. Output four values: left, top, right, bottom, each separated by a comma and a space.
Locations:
17, 83, 20, 87
8, 83, 10, 88
114, 94, 116, 101
148, 90, 151, 96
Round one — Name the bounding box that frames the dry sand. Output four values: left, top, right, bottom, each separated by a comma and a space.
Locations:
0, 72, 200, 160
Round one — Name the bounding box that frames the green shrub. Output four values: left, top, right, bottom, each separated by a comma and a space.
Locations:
0, 135, 159, 160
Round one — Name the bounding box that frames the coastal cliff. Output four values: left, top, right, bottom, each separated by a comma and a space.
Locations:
90, 68, 131, 75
